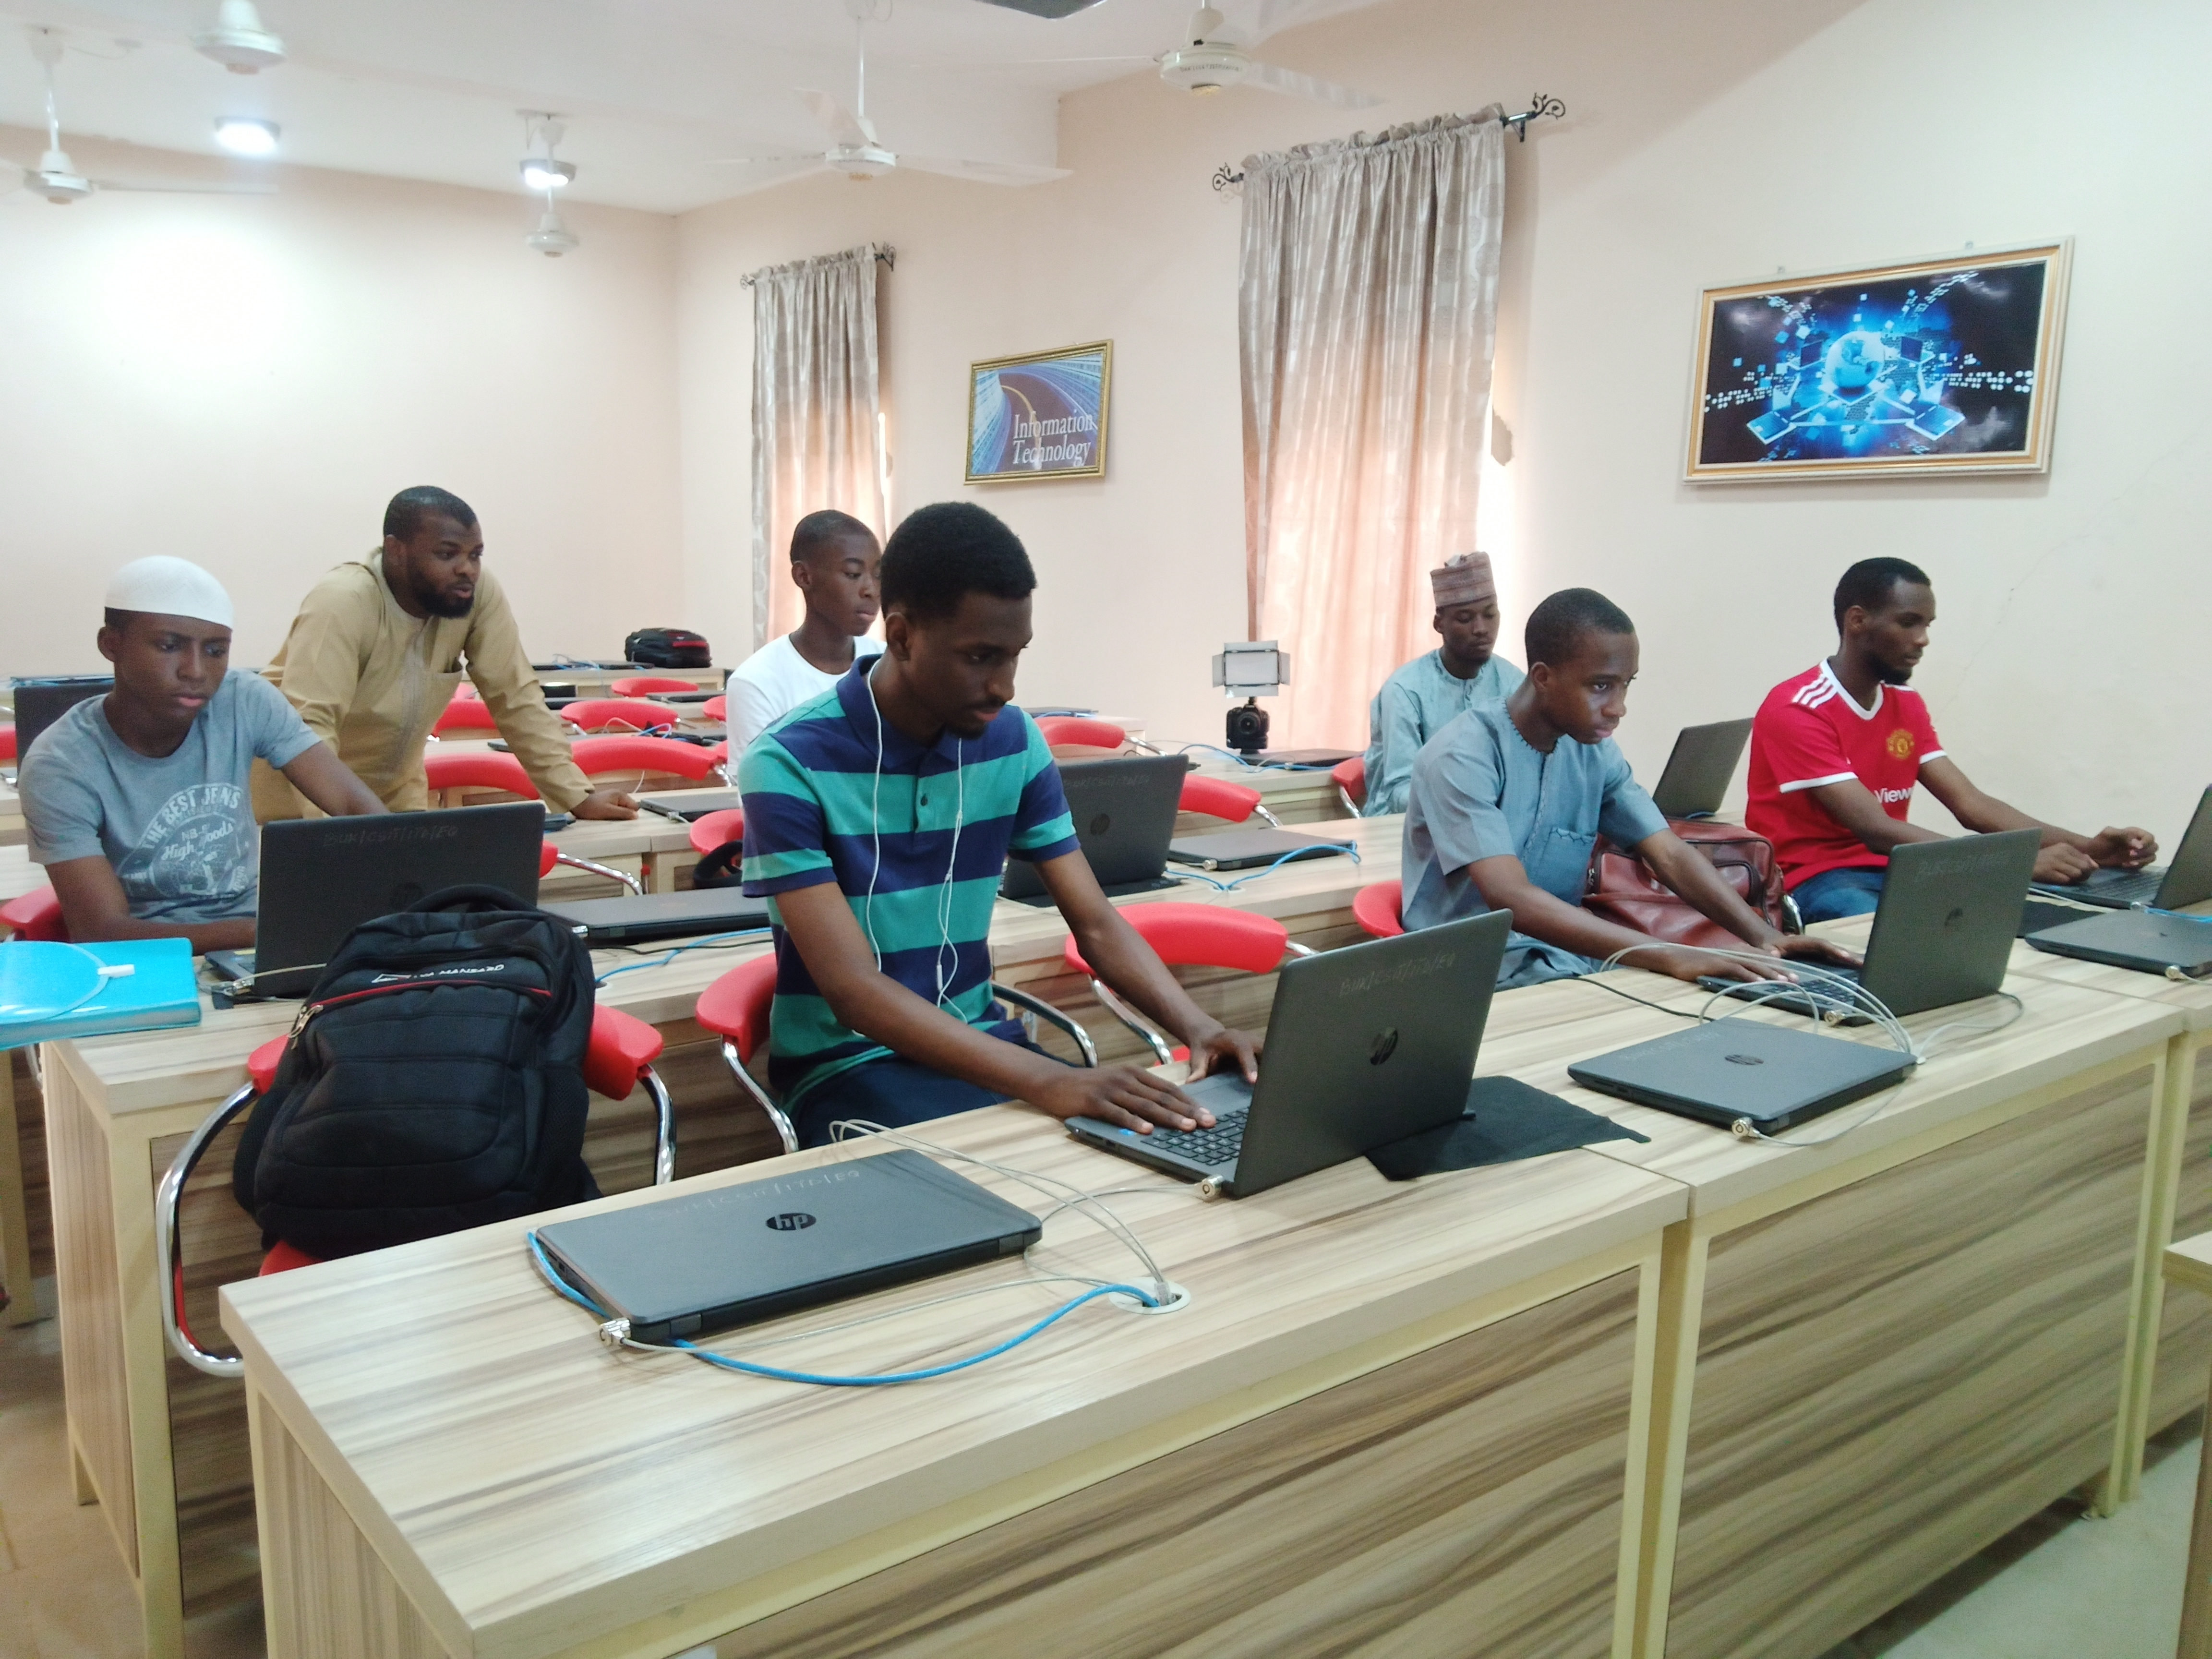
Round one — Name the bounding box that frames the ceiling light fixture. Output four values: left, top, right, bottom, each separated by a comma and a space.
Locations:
192, 0, 285, 74
519, 158, 573, 191
214, 116, 279, 156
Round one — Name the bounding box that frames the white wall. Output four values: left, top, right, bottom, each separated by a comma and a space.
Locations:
677, 0, 2212, 847
0, 132, 682, 679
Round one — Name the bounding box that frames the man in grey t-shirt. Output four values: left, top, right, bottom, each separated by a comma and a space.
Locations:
1401, 587, 1858, 990
20, 557, 386, 954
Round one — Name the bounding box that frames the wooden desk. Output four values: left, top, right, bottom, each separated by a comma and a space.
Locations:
1479, 965, 2184, 1659
223, 1108, 1688, 1659
528, 665, 725, 699
2162, 1228, 2212, 1659
34, 817, 1398, 1659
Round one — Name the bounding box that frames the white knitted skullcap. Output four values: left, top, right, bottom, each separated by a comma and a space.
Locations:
104, 557, 234, 628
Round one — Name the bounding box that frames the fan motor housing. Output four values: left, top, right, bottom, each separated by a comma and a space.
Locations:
1159, 46, 1249, 94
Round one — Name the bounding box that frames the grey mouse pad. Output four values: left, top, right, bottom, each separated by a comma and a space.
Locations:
1367, 1076, 1649, 1181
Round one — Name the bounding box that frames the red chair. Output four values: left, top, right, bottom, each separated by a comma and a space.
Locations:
1036, 715, 1127, 750
0, 887, 68, 942
424, 750, 540, 802
609, 675, 699, 698
707, 739, 732, 783
695, 952, 1098, 1156
157, 1008, 675, 1378
1062, 902, 1313, 1064
1332, 757, 1367, 816
689, 808, 745, 888
0, 722, 15, 763
537, 839, 643, 896
570, 734, 720, 786
1352, 880, 1404, 939
560, 698, 680, 735
702, 694, 727, 721
432, 694, 500, 736
1179, 773, 1283, 830
454, 683, 481, 699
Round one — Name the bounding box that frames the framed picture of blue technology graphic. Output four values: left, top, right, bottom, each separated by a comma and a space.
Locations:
1684, 242, 2071, 482
966, 341, 1111, 484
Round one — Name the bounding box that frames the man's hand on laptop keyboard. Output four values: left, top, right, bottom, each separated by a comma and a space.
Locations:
1183, 1021, 1261, 1088
2032, 842, 2100, 885
2086, 826, 2158, 869
1032, 1066, 1218, 1136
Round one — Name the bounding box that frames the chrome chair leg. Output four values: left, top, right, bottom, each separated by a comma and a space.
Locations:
720, 1039, 799, 1155
989, 982, 1100, 1067
156, 1083, 257, 1379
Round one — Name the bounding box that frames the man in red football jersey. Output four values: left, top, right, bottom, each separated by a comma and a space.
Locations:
1747, 557, 2156, 924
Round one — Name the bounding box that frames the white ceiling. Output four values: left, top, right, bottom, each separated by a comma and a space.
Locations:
0, 0, 1387, 213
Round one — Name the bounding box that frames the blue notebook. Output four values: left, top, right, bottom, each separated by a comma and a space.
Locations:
0, 938, 203, 1050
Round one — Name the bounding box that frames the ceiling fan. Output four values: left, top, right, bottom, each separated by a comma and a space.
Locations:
4, 28, 275, 206
1155, 5, 1381, 106
710, 2, 1070, 189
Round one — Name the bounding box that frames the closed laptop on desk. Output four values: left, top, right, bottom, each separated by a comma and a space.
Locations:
532, 1148, 1042, 1341
544, 889, 769, 945
1569, 1019, 1913, 1134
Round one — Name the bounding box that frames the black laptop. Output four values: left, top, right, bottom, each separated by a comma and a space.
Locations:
209, 803, 545, 998
1000, 755, 1187, 906
1068, 910, 1512, 1197
10, 676, 113, 757
544, 889, 770, 945
1166, 828, 1358, 873
2033, 787, 2212, 912
1650, 719, 1754, 819
1701, 829, 2038, 1022
2027, 910, 2212, 980
1570, 1016, 1914, 1134
532, 1148, 1044, 1342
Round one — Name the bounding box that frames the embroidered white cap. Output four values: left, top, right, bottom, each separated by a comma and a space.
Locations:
103, 557, 235, 629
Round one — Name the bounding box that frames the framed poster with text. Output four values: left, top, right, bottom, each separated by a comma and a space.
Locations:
966, 341, 1111, 483
1685, 241, 2070, 481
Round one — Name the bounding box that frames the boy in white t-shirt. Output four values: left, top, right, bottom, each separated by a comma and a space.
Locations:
726, 511, 884, 751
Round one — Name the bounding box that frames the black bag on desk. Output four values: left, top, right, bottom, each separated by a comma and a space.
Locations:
624, 627, 711, 669
231, 886, 599, 1258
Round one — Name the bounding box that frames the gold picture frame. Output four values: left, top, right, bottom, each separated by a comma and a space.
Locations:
966, 341, 1112, 484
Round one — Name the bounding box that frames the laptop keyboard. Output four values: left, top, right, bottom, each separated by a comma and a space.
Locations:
1153, 1108, 1249, 1167
2070, 866, 2167, 905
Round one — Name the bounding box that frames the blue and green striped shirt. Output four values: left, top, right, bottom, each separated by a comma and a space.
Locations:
738, 662, 1079, 1107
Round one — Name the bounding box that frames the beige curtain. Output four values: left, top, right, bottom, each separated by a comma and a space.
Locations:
749, 244, 886, 650
1239, 111, 1505, 748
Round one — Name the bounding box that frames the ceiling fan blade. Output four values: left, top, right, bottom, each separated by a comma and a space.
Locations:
91, 180, 278, 196
707, 159, 833, 192
898, 155, 1071, 185
972, 0, 1109, 16
799, 89, 871, 148
1244, 60, 1383, 108
706, 153, 825, 167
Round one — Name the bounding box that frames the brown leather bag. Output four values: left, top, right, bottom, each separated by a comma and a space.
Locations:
1583, 819, 1791, 951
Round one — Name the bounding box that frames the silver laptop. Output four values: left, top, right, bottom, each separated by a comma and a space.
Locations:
2034, 786, 2212, 911
1650, 719, 1754, 819
1569, 1017, 1914, 1133
211, 803, 544, 998
1703, 829, 2037, 1022
1068, 910, 1512, 1197
532, 1148, 1043, 1342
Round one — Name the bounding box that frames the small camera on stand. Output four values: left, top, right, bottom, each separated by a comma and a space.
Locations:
1211, 641, 1290, 757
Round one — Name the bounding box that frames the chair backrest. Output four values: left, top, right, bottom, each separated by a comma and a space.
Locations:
454, 683, 481, 699
1036, 716, 1128, 750
1352, 879, 1404, 939
537, 842, 559, 878
1332, 756, 1367, 808
0, 722, 15, 763
703, 953, 778, 1064
702, 694, 727, 721
1063, 901, 1289, 977
609, 675, 698, 697
688, 808, 746, 855
559, 698, 679, 734
1178, 773, 1262, 825
0, 886, 69, 942
432, 695, 500, 735
422, 750, 540, 799
570, 734, 719, 782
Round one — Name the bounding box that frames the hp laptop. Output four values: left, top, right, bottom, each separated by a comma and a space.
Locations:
1650, 719, 1754, 819
1000, 755, 1187, 906
544, 889, 770, 945
532, 1148, 1043, 1342
1068, 910, 1512, 1197
210, 802, 545, 999
1702, 829, 2038, 1022
10, 676, 112, 757
1569, 1017, 1915, 1134
2033, 787, 2212, 911
1166, 828, 1358, 873
2027, 910, 2212, 980
637, 788, 747, 823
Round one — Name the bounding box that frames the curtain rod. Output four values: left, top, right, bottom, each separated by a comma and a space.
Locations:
740, 245, 897, 289
1210, 95, 1564, 192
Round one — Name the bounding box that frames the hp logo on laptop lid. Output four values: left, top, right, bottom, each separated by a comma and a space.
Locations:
1370, 1028, 1400, 1066
766, 1212, 816, 1231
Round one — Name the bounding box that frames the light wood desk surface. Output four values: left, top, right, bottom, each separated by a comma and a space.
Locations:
224, 1103, 1687, 1659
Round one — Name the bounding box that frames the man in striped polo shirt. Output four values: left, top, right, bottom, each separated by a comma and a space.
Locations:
739, 502, 1260, 1149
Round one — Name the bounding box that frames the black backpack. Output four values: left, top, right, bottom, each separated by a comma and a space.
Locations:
232, 886, 600, 1258
623, 626, 712, 669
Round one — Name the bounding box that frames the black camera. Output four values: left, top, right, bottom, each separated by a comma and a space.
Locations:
1225, 698, 1271, 756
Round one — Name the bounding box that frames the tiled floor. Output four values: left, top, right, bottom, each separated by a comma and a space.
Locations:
0, 1266, 2203, 1658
